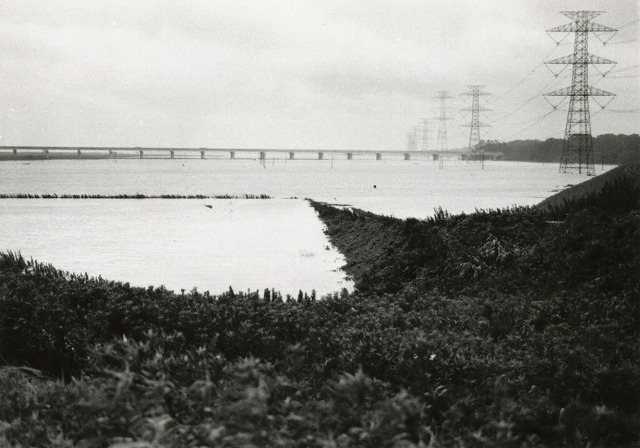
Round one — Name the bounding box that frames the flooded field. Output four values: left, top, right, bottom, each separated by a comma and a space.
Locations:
0, 158, 612, 295
0, 198, 350, 297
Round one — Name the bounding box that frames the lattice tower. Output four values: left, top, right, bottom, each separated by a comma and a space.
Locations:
421, 119, 429, 151
406, 129, 417, 151
434, 91, 453, 152
461, 85, 491, 151
544, 11, 617, 175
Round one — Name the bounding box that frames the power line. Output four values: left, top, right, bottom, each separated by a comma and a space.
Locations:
502, 109, 557, 141
609, 38, 638, 45
490, 53, 635, 128
489, 46, 562, 103
618, 18, 640, 30
460, 85, 491, 150
609, 64, 640, 74
605, 74, 640, 79
496, 109, 562, 127
488, 74, 569, 124
496, 64, 629, 142
607, 108, 640, 113
544, 10, 617, 175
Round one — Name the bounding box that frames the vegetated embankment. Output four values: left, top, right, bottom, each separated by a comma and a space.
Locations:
0, 168, 638, 447
537, 164, 640, 213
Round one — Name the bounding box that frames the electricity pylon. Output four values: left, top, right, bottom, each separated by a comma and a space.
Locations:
421, 119, 429, 151
434, 91, 453, 152
544, 11, 617, 175
406, 128, 417, 151
460, 85, 491, 151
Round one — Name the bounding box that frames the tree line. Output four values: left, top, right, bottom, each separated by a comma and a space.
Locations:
478, 133, 639, 165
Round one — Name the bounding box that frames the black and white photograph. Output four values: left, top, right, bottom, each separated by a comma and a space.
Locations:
0, 1, 638, 446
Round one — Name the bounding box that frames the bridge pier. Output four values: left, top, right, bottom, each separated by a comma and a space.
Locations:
200, 150, 205, 159
43, 149, 49, 158
170, 150, 175, 159
347, 152, 352, 160
404, 153, 410, 160
230, 151, 235, 160
109, 150, 114, 158
77, 149, 82, 157
259, 151, 266, 160
289, 152, 295, 160
12, 149, 17, 156
376, 153, 382, 161
139, 150, 144, 159
318, 152, 324, 160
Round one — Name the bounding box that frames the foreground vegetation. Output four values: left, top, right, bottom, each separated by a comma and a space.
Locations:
0, 171, 639, 447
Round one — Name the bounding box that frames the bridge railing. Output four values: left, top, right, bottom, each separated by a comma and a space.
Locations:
0, 146, 473, 160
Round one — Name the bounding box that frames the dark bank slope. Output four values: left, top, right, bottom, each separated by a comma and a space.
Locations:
314, 164, 640, 297
537, 164, 640, 212
1, 168, 639, 447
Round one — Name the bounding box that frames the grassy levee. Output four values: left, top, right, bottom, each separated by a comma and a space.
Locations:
0, 170, 639, 447
537, 164, 640, 214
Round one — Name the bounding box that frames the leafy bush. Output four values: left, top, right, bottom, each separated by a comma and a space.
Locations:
0, 177, 639, 446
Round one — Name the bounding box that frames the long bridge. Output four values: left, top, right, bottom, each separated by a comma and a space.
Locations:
0, 146, 492, 161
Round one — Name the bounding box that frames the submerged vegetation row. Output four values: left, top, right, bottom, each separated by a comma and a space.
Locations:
0, 168, 638, 447
0, 193, 272, 199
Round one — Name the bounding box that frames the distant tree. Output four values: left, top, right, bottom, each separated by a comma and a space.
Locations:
486, 134, 638, 165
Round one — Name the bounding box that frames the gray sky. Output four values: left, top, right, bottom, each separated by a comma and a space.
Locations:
0, 0, 638, 150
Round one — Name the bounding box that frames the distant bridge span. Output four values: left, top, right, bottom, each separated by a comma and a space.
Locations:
0, 146, 482, 161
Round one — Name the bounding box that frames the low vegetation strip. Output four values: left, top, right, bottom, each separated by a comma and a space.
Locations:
0, 193, 272, 199
0, 172, 639, 447
537, 164, 640, 213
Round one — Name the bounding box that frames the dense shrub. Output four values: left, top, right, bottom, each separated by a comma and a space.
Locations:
0, 175, 639, 446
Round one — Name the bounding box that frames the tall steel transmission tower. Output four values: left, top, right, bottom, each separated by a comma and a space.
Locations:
544, 11, 617, 175
406, 128, 418, 151
434, 91, 453, 152
421, 119, 429, 151
461, 85, 491, 151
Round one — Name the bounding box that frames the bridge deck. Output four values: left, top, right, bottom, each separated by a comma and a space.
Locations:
0, 146, 465, 156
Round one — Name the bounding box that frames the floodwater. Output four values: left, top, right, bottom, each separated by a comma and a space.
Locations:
0, 198, 351, 297
0, 157, 610, 217
0, 158, 613, 296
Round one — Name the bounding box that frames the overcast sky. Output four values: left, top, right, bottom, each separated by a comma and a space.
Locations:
0, 0, 638, 150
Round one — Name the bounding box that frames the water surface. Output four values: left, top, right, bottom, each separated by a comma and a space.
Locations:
0, 158, 611, 218
0, 158, 612, 295
0, 198, 350, 297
